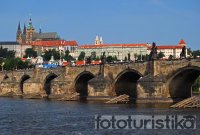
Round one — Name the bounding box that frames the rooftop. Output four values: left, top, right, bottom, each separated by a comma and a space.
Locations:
0, 41, 19, 45
32, 40, 78, 47
78, 43, 148, 49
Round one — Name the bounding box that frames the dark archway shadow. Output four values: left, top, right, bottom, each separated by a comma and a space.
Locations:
168, 67, 200, 101
43, 73, 58, 97
20, 75, 30, 94
75, 71, 95, 101
114, 69, 142, 102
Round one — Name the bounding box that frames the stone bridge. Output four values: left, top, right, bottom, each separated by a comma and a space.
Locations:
0, 59, 200, 103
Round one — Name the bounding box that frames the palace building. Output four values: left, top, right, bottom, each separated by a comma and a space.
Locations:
147, 39, 187, 59
77, 35, 148, 60
77, 35, 187, 61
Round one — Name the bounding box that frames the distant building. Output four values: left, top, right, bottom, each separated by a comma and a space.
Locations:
32, 40, 78, 57
0, 41, 21, 57
147, 39, 187, 59
77, 36, 188, 61
77, 35, 148, 60
16, 17, 60, 45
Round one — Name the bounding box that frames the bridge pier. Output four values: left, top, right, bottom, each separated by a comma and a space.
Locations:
50, 80, 75, 99
23, 82, 46, 98
136, 74, 172, 103
0, 82, 22, 96
88, 75, 113, 97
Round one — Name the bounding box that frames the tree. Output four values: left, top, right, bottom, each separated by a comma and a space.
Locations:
106, 56, 114, 63
86, 56, 91, 64
3, 58, 30, 70
192, 50, 200, 58
157, 51, 165, 59
124, 56, 127, 61
168, 55, 173, 60
113, 55, 117, 61
78, 51, 85, 60
187, 48, 192, 56
42, 49, 61, 61
91, 51, 96, 60
64, 50, 74, 61
95, 56, 100, 61
24, 48, 37, 58
0, 46, 15, 58
193, 76, 200, 92
128, 53, 131, 61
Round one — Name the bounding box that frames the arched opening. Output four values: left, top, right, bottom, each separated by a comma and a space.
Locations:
169, 67, 200, 100
3, 75, 9, 80
20, 75, 30, 93
43, 73, 58, 96
75, 71, 95, 100
114, 70, 142, 100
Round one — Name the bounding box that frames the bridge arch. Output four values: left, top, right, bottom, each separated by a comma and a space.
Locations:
167, 66, 200, 100
43, 73, 58, 96
114, 69, 142, 99
19, 74, 30, 93
74, 71, 95, 100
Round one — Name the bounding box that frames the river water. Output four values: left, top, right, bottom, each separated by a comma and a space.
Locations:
0, 97, 200, 135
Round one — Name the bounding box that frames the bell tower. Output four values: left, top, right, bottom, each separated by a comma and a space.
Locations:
26, 16, 35, 44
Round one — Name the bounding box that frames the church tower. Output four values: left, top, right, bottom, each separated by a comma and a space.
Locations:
26, 17, 35, 44
16, 22, 22, 44
95, 35, 100, 45
99, 36, 103, 45
178, 39, 186, 46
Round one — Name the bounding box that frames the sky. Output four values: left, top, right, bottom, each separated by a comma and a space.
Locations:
0, 0, 199, 50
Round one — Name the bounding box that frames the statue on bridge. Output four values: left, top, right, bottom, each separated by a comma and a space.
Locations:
149, 42, 158, 61
99, 52, 106, 76
180, 46, 186, 59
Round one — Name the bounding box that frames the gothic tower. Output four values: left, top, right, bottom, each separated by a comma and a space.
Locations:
22, 23, 27, 43
16, 22, 22, 44
26, 17, 35, 44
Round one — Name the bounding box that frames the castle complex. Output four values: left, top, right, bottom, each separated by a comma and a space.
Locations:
16, 17, 60, 44
0, 17, 188, 60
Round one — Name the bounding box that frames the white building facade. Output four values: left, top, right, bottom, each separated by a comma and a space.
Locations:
77, 35, 148, 61
0, 41, 24, 57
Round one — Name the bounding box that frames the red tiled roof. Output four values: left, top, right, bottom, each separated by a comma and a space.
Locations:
31, 40, 78, 47
78, 43, 147, 49
179, 39, 186, 44
148, 45, 183, 50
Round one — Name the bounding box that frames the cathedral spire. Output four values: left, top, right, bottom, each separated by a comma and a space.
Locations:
17, 22, 21, 32
16, 22, 22, 37
23, 23, 26, 34
16, 22, 22, 43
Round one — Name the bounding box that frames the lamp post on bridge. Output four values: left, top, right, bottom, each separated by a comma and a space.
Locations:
1, 62, 5, 71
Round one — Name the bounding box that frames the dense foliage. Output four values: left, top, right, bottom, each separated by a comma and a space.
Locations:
42, 49, 62, 61
3, 58, 31, 70
24, 48, 37, 58
64, 50, 74, 61
78, 51, 85, 60
0, 46, 15, 58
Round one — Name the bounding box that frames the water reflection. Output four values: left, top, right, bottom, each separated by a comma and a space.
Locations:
0, 97, 199, 135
